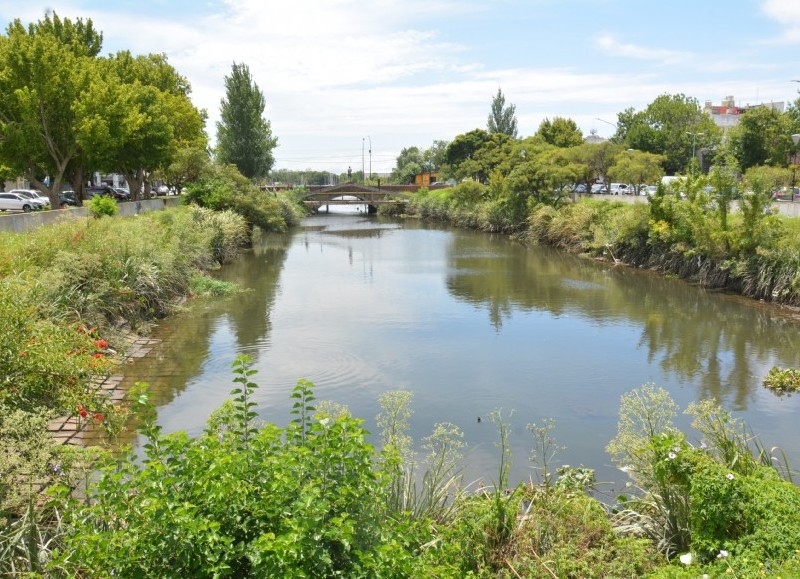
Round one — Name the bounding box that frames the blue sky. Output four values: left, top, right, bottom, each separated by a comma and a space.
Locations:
2, 0, 800, 174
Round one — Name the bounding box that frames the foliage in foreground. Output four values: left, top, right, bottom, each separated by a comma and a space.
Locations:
608, 385, 800, 577
5, 363, 800, 577
55, 358, 422, 577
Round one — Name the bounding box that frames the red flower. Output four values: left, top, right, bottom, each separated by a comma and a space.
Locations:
92, 412, 103, 423
95, 339, 109, 349
78, 405, 88, 418
92, 352, 103, 359
19, 351, 27, 357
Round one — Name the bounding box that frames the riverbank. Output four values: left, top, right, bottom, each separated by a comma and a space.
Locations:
0, 205, 257, 519
393, 183, 800, 307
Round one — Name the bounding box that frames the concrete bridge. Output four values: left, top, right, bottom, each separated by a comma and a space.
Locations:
300, 183, 432, 213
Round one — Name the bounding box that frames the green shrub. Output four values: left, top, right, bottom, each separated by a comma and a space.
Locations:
0, 283, 110, 413
55, 358, 422, 577
763, 366, 800, 394
183, 163, 289, 232
86, 195, 118, 218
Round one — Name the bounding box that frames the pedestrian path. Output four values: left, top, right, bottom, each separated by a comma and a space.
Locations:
47, 336, 160, 445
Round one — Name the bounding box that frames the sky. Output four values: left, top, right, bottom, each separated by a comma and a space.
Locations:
2, 0, 800, 175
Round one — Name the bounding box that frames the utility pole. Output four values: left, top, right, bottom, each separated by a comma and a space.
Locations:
367, 136, 372, 181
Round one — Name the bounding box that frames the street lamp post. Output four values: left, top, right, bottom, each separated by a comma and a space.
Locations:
595, 117, 617, 128
361, 136, 372, 185
687, 131, 704, 171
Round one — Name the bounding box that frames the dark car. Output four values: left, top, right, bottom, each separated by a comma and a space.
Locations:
86, 185, 127, 201
59, 191, 78, 208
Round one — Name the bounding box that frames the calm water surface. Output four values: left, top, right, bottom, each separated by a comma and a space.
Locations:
120, 212, 800, 487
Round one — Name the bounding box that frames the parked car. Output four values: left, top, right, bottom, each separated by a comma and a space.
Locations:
608, 183, 630, 195
0, 192, 37, 212
9, 189, 48, 209
643, 185, 658, 196
113, 187, 131, 200
156, 185, 169, 195
86, 185, 127, 201
591, 183, 606, 194
59, 191, 78, 207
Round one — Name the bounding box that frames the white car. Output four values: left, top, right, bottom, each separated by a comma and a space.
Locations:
9, 189, 49, 209
608, 183, 631, 195
0, 192, 38, 212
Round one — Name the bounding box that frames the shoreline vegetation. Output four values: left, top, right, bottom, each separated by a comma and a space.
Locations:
2, 184, 800, 576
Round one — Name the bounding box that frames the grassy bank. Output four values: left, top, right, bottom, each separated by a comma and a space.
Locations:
0, 201, 300, 537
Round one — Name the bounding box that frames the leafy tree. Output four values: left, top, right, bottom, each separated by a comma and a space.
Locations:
0, 12, 101, 206
458, 132, 514, 184
614, 94, 721, 175
423, 139, 450, 171
727, 106, 793, 171
487, 88, 518, 138
507, 145, 583, 207
72, 51, 207, 201
536, 116, 583, 148
391, 146, 424, 184
607, 150, 665, 194
568, 141, 624, 192
165, 146, 212, 191
216, 62, 277, 181
742, 164, 791, 192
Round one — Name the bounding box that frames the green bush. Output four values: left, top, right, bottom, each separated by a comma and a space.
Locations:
55, 358, 422, 577
183, 163, 290, 232
0, 282, 110, 413
609, 385, 800, 573
86, 195, 118, 218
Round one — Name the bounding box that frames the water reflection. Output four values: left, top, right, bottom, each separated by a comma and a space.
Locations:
445, 233, 800, 411
117, 214, 800, 486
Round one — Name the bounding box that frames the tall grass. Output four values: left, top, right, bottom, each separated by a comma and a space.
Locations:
0, 206, 251, 335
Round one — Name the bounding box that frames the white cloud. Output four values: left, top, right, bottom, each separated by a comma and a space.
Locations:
594, 33, 692, 65
762, 0, 800, 44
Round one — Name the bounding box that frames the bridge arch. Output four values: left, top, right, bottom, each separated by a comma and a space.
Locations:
302, 183, 412, 214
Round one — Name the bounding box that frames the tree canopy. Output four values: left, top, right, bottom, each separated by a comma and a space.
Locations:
0, 12, 101, 203
615, 93, 720, 175
487, 88, 518, 138
727, 106, 792, 171
216, 62, 277, 181
0, 12, 207, 203
536, 117, 584, 148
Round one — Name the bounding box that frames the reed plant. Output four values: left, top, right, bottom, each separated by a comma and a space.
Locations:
378, 391, 466, 523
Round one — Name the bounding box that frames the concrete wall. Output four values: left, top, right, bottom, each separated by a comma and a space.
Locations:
0, 197, 182, 234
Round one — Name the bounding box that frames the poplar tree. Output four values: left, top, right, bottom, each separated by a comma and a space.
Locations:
487, 88, 518, 138
216, 63, 277, 180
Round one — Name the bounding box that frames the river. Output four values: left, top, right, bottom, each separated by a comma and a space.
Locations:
118, 211, 800, 488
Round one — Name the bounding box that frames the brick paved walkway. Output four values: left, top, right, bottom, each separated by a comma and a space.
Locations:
47, 336, 160, 445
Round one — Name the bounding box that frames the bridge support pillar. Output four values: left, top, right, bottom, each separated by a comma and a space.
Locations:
367, 204, 377, 214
